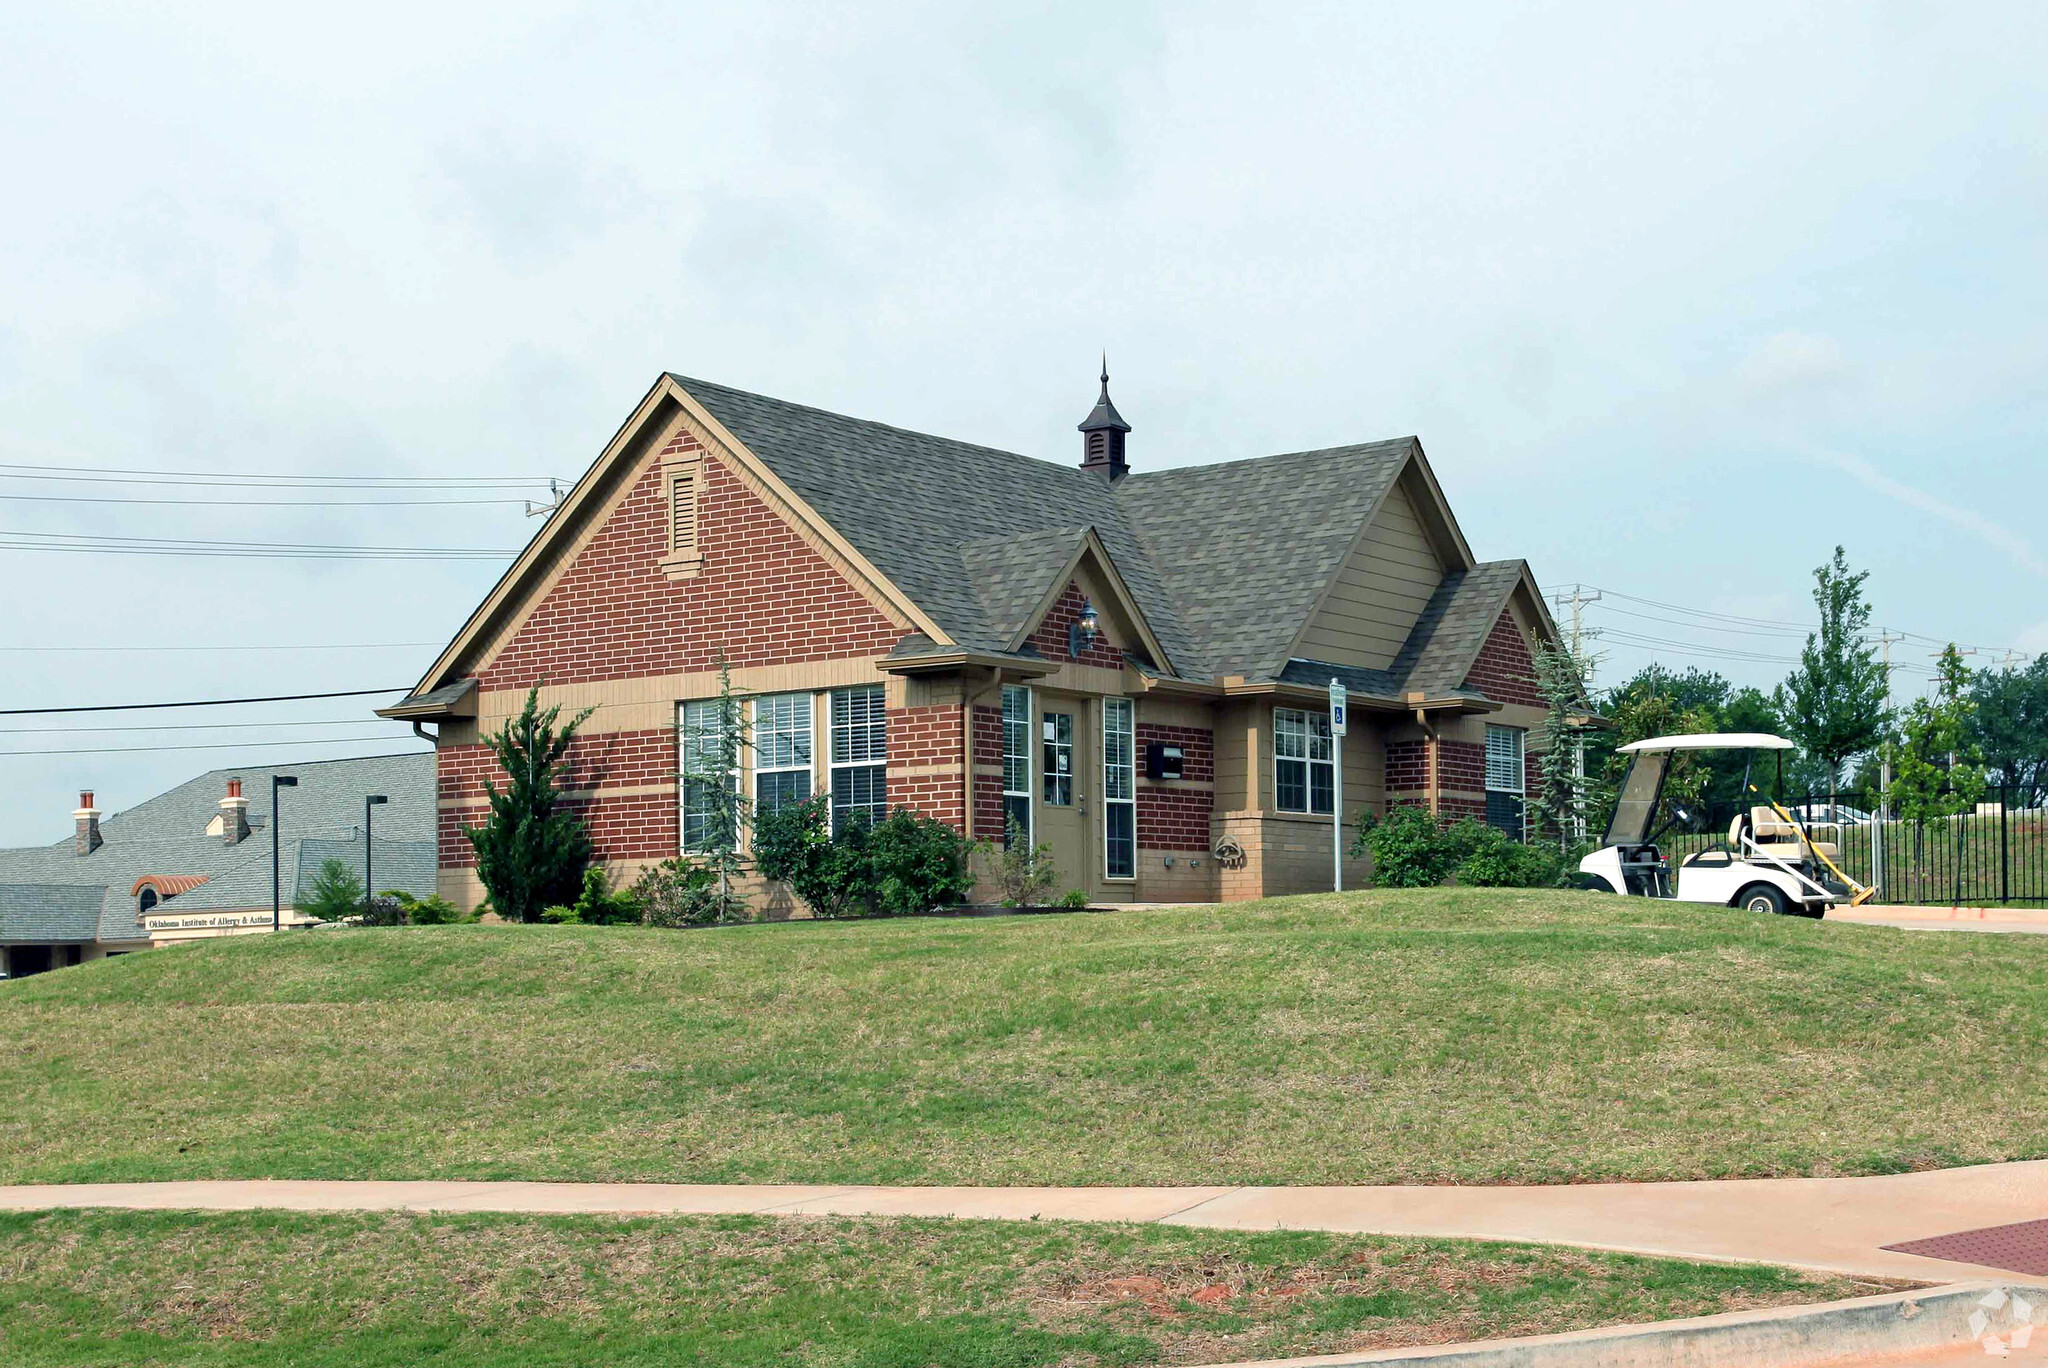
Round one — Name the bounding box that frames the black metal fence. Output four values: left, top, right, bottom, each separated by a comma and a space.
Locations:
1656, 786, 2048, 907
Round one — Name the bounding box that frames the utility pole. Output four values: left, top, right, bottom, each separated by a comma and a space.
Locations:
1551, 585, 1605, 842
1871, 630, 1905, 898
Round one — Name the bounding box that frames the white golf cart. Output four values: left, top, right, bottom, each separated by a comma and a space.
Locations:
1578, 732, 1874, 918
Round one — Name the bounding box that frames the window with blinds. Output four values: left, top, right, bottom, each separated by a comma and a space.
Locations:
829, 685, 887, 834
1485, 724, 1525, 839
1001, 684, 1031, 847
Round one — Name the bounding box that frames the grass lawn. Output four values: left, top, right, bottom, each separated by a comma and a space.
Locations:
1, 888, 2044, 1186
0, 1208, 1891, 1367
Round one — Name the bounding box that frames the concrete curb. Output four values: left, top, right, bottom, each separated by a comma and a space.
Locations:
1192, 1281, 2043, 1368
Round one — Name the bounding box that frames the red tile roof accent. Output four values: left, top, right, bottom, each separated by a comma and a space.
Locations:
131, 874, 211, 898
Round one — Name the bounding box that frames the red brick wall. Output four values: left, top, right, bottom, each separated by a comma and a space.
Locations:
480, 441, 903, 692
1386, 739, 1429, 797
886, 704, 964, 827
972, 703, 1005, 837
1026, 580, 1126, 669
1440, 737, 1485, 796
437, 727, 677, 867
1135, 722, 1213, 850
1462, 608, 1543, 708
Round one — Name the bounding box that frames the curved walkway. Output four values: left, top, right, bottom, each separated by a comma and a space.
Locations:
6, 1161, 2047, 1283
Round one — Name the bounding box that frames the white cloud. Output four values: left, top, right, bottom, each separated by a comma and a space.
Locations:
1806, 446, 2048, 578
1738, 331, 1851, 396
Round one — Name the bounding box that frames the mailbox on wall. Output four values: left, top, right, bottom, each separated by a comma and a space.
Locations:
1144, 742, 1185, 781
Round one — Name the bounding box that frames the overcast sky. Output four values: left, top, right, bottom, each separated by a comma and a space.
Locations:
2, 2, 2043, 840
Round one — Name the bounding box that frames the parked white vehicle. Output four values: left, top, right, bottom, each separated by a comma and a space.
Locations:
1787, 801, 1873, 828
1578, 733, 1874, 918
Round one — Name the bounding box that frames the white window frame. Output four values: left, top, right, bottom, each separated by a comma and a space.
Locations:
1486, 724, 1526, 839
751, 692, 814, 816
678, 698, 737, 854
1102, 697, 1135, 880
829, 684, 888, 834
1001, 684, 1032, 846
1274, 707, 1335, 815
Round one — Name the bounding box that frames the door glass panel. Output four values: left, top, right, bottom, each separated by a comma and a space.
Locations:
1042, 712, 1074, 805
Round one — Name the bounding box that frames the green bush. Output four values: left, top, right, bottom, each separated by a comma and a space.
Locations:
361, 891, 467, 927
1453, 820, 1570, 888
391, 891, 466, 925
1351, 805, 1458, 887
867, 809, 974, 916
755, 796, 870, 919
756, 798, 971, 918
1352, 808, 1571, 889
571, 866, 642, 926
627, 858, 728, 928
973, 818, 1061, 907
1057, 890, 1090, 910
539, 904, 579, 924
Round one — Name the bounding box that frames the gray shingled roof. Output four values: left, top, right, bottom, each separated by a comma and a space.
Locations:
1390, 560, 1529, 696
168, 836, 438, 912
1279, 560, 1529, 706
676, 376, 1204, 673
1118, 440, 1416, 679
0, 884, 106, 942
675, 377, 1437, 682
0, 752, 433, 944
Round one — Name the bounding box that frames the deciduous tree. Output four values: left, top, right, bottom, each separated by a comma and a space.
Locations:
1777, 546, 1889, 806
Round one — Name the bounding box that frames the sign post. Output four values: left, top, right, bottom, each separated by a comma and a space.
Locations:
1328, 678, 1348, 893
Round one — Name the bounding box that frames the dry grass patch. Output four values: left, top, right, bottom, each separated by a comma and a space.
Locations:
0, 1208, 1898, 1367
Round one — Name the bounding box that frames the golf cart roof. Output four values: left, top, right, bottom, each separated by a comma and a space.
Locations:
1619, 732, 1796, 754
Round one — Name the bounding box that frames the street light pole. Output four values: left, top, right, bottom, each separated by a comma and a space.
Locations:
364, 794, 387, 917
271, 774, 298, 932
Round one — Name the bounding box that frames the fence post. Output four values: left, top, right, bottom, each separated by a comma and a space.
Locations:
2001, 784, 2010, 906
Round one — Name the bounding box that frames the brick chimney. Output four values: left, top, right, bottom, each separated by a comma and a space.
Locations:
219, 777, 250, 846
1078, 357, 1132, 482
74, 791, 103, 856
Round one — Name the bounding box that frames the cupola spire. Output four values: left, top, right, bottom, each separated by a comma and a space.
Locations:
1077, 355, 1131, 481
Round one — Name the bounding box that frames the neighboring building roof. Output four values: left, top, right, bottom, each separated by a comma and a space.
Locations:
0, 751, 433, 943
0, 884, 106, 943
166, 837, 437, 912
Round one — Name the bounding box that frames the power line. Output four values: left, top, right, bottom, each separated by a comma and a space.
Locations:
0, 530, 514, 559
1577, 584, 2029, 662
0, 462, 555, 487
0, 642, 438, 653
0, 735, 430, 759
0, 687, 407, 717
0, 717, 393, 735
0, 493, 533, 508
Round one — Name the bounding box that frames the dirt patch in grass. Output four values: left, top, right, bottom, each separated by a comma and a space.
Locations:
0, 1209, 1902, 1368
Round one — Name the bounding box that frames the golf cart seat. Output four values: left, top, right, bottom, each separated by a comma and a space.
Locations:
1734, 807, 1838, 862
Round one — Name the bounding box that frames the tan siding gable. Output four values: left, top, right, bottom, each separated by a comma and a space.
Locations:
1295, 481, 1445, 671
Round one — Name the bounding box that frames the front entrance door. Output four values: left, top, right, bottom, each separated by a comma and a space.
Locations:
1034, 697, 1092, 898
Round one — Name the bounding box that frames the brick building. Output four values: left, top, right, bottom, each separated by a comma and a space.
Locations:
384, 369, 1560, 906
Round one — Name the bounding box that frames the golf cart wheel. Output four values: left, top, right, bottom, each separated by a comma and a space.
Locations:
1736, 883, 1789, 916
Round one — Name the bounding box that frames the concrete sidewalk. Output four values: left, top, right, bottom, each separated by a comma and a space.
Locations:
1828, 905, 2048, 934
5, 1161, 2045, 1283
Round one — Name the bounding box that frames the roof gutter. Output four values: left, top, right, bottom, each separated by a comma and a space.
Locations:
878, 650, 1059, 679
